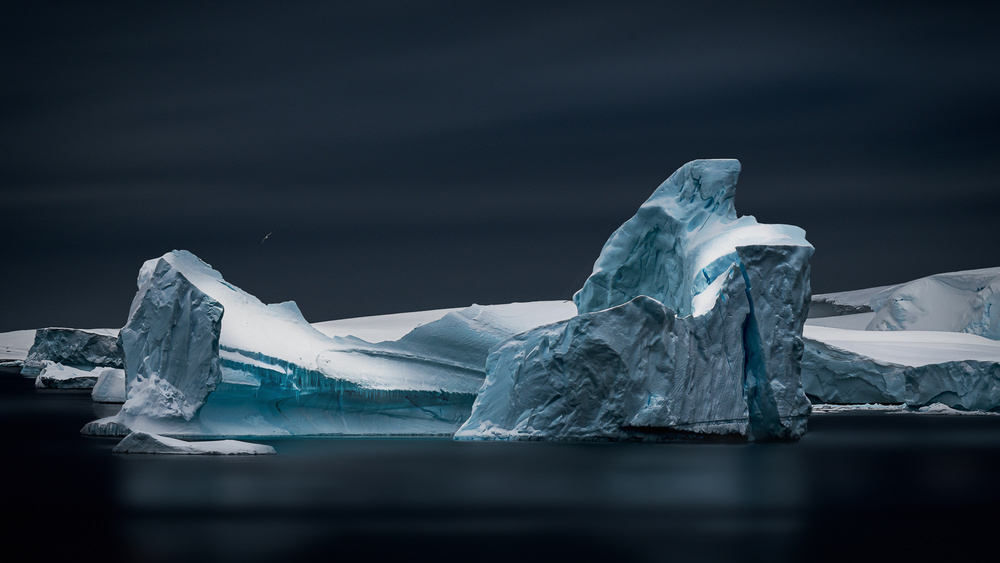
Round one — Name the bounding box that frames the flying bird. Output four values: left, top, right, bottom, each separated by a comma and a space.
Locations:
260, 232, 272, 244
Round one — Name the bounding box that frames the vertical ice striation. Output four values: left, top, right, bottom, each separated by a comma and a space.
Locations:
736, 245, 813, 440
458, 159, 813, 441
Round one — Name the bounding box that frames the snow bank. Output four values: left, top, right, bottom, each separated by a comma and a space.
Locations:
867, 267, 1000, 339
810, 267, 1000, 340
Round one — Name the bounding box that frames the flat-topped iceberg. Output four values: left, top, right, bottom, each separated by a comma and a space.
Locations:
83, 251, 573, 437
803, 268, 1000, 411
457, 159, 814, 441
802, 323, 1000, 409
34, 361, 106, 389
21, 327, 122, 377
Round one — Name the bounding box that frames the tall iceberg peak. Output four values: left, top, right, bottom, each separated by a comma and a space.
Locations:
459, 159, 813, 442
574, 159, 807, 317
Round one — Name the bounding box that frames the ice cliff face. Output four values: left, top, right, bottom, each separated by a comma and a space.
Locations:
802, 320, 1000, 410
457, 159, 814, 442
117, 255, 224, 422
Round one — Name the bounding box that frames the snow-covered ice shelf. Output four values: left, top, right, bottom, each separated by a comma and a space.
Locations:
804, 268, 1000, 411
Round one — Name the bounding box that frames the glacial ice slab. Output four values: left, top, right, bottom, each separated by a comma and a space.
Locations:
809, 287, 891, 317
21, 327, 122, 376
458, 159, 813, 442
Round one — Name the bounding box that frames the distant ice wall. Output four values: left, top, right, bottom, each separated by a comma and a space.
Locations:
867, 268, 1000, 340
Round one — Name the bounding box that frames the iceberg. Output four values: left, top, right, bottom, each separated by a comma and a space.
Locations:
803, 268, 1000, 411
802, 323, 1000, 410
91, 367, 127, 403
810, 267, 1000, 335
457, 159, 814, 441
83, 251, 573, 438
34, 361, 102, 389
21, 327, 122, 376
112, 431, 274, 455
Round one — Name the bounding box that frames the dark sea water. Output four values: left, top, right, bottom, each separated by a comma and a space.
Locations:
3, 370, 999, 563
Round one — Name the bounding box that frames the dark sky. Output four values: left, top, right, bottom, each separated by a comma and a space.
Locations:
2, 2, 998, 333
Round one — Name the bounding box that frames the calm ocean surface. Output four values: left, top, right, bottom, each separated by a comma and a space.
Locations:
3, 371, 998, 563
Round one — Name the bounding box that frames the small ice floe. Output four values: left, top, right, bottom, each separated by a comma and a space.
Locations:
112, 431, 275, 455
